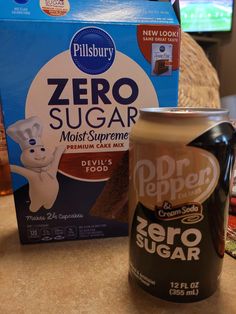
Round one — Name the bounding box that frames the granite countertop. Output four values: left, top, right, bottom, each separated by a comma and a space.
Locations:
0, 195, 236, 314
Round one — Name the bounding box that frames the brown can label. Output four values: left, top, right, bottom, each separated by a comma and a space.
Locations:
129, 122, 235, 302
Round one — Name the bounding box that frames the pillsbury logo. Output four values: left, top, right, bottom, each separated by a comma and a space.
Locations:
159, 46, 165, 52
70, 27, 116, 75
29, 139, 36, 146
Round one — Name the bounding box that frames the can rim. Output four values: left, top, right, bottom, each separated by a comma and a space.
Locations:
140, 107, 229, 117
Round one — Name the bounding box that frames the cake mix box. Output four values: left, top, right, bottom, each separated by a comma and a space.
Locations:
152, 43, 173, 76
0, 0, 180, 243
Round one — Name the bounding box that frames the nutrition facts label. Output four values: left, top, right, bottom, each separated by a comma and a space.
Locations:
27, 225, 78, 242
26, 223, 108, 242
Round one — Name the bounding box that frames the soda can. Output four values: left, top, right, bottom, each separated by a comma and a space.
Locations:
129, 108, 235, 302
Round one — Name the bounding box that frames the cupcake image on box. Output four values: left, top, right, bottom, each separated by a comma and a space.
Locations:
152, 43, 173, 76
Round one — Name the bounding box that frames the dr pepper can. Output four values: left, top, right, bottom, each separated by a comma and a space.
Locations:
129, 108, 235, 302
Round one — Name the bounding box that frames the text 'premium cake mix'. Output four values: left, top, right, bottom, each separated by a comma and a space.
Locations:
129, 108, 235, 302
0, 0, 180, 243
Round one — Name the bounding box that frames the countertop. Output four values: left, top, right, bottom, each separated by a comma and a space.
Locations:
0, 195, 236, 314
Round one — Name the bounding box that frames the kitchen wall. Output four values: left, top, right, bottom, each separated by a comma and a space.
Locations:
218, 5, 236, 97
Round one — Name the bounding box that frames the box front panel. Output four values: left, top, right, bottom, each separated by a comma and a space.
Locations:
0, 21, 180, 243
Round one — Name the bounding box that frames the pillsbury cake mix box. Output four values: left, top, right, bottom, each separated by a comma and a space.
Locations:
0, 0, 180, 243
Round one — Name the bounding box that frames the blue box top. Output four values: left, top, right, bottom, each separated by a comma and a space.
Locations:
0, 0, 179, 25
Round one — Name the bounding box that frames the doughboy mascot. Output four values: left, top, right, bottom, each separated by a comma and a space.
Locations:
6, 116, 65, 212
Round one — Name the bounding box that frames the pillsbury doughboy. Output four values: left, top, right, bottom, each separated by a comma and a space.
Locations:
7, 117, 65, 212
